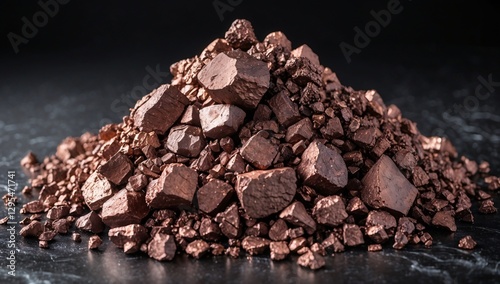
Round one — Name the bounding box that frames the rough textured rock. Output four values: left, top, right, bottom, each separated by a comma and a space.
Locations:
132, 84, 189, 134
199, 104, 246, 139
297, 141, 348, 195
236, 168, 297, 218
198, 50, 270, 109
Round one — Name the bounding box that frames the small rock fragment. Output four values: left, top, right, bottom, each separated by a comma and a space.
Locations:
343, 224, 364, 247
75, 211, 105, 234
312, 195, 348, 226
458, 235, 477, 250
148, 234, 177, 261
241, 236, 270, 255
88, 235, 103, 250
186, 240, 210, 259
297, 250, 325, 270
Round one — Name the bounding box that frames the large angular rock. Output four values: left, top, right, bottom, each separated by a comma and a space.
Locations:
101, 189, 149, 228
297, 141, 348, 195
97, 152, 134, 185
197, 50, 270, 109
199, 104, 246, 139
236, 168, 297, 218
146, 163, 198, 209
196, 179, 234, 215
361, 155, 418, 216
81, 172, 115, 211
132, 84, 189, 134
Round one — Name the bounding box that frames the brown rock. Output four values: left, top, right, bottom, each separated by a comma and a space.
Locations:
75, 211, 105, 234
297, 250, 325, 270
180, 105, 201, 126
297, 141, 348, 195
285, 118, 314, 143
98, 152, 134, 185
346, 197, 369, 216
198, 50, 269, 109
279, 201, 316, 234
88, 235, 102, 250
289, 237, 308, 252
46, 205, 70, 220
38, 230, 57, 242
199, 218, 221, 241
199, 104, 246, 139
186, 240, 210, 259
312, 195, 348, 226
268, 90, 301, 127
240, 134, 278, 170
215, 203, 241, 239
23, 200, 44, 214
393, 231, 409, 250
479, 199, 497, 214
148, 233, 176, 261
322, 233, 345, 253
108, 224, 149, 248
236, 168, 297, 218
81, 172, 115, 211
291, 44, 320, 67
20, 221, 44, 238
146, 163, 198, 209
52, 219, 70, 234
343, 223, 364, 246
352, 127, 378, 148
263, 31, 292, 51
241, 236, 270, 255
196, 179, 234, 215
269, 219, 289, 241
366, 211, 397, 231
270, 241, 290, 261
366, 225, 389, 243
56, 137, 85, 161
226, 153, 246, 173
102, 189, 149, 228
368, 244, 383, 252
458, 235, 477, 250
127, 174, 148, 191
431, 211, 457, 232
361, 155, 418, 216
131, 84, 189, 134
165, 125, 205, 158
224, 19, 258, 50
320, 117, 344, 139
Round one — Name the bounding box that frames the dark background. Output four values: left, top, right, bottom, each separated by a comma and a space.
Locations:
1, 1, 500, 283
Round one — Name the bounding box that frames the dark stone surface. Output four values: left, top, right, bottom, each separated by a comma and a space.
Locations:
0, 46, 499, 283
